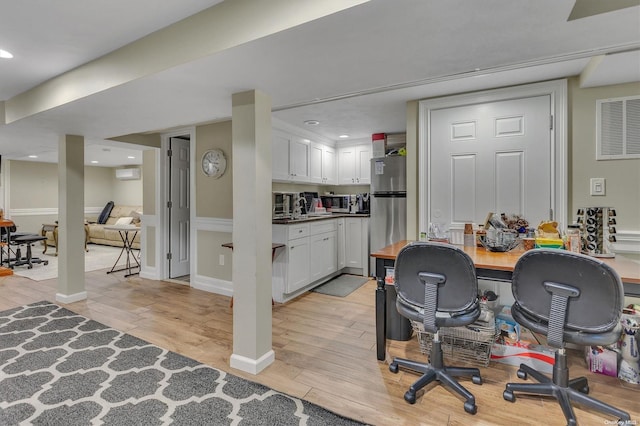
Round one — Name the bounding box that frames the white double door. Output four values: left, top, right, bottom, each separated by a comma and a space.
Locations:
429, 95, 552, 228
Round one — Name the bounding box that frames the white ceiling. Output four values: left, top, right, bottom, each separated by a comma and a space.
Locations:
0, 0, 639, 167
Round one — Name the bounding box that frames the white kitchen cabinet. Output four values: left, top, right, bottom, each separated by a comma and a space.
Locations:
273, 223, 311, 300
322, 145, 337, 184
345, 217, 363, 268
309, 231, 337, 281
336, 218, 346, 269
286, 236, 310, 293
272, 216, 368, 303
309, 142, 336, 184
338, 143, 372, 185
272, 132, 291, 181
290, 137, 310, 182
309, 220, 337, 278
272, 130, 310, 182
344, 217, 369, 276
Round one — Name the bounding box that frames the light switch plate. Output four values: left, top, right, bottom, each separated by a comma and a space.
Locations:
590, 178, 605, 196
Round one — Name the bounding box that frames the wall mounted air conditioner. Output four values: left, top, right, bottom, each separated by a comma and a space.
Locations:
115, 167, 141, 180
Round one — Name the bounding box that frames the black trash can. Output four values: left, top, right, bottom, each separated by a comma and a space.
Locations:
385, 283, 413, 341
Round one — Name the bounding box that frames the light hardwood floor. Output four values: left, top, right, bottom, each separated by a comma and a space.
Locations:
0, 271, 638, 425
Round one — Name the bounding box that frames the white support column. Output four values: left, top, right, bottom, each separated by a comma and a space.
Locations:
230, 90, 274, 374
56, 135, 87, 303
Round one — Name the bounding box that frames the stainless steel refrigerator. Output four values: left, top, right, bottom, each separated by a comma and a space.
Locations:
369, 155, 407, 274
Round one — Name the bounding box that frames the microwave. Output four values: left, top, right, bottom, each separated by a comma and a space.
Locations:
320, 195, 351, 213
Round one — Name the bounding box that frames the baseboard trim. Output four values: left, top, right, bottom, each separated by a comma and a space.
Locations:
230, 349, 275, 375
191, 275, 233, 297
55, 291, 87, 304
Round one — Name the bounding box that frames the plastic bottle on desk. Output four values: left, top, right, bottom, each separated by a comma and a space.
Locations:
566, 224, 582, 253
463, 223, 474, 247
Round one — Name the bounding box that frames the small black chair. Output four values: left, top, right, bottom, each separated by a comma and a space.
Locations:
12, 234, 49, 269
503, 249, 630, 425
389, 242, 482, 414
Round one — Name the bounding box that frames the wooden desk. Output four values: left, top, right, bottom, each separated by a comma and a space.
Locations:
370, 240, 640, 361
221, 242, 285, 308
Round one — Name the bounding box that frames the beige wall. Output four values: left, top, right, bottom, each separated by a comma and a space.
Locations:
568, 78, 640, 231
197, 230, 232, 280
142, 149, 157, 215
195, 121, 233, 218
7, 160, 142, 231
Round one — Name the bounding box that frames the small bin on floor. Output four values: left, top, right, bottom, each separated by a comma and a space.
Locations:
412, 312, 496, 367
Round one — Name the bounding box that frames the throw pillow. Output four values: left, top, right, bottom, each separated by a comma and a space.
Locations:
115, 217, 133, 226
129, 210, 142, 224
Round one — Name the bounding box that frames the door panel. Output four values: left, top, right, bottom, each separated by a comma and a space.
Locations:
169, 137, 190, 278
430, 95, 551, 228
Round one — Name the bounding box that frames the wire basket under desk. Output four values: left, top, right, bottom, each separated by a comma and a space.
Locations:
411, 315, 497, 367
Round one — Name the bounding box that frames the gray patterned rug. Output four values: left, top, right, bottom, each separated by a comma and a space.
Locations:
0, 301, 366, 425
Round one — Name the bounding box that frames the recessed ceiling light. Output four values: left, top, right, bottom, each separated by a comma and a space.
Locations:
28, 155, 38, 158
304, 120, 320, 126
339, 134, 350, 139
127, 156, 135, 159
0, 49, 13, 59
91, 160, 99, 164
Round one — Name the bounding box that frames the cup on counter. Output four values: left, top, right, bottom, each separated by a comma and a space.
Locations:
523, 238, 535, 251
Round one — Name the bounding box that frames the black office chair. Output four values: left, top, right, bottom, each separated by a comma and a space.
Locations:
389, 242, 482, 414
503, 249, 630, 425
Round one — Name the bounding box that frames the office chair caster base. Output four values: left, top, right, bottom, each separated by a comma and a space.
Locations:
404, 390, 416, 404
516, 369, 527, 380
472, 375, 482, 385
463, 401, 477, 415
389, 362, 399, 374
503, 390, 515, 402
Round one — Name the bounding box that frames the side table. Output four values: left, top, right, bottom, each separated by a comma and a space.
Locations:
104, 225, 140, 277
41, 223, 89, 256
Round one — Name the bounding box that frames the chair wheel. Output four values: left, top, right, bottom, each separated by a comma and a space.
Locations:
44, 261, 49, 266
472, 375, 482, 385
27, 265, 33, 269
404, 390, 416, 404
503, 390, 515, 402
579, 385, 589, 394
464, 401, 477, 415
389, 362, 399, 374
516, 369, 527, 380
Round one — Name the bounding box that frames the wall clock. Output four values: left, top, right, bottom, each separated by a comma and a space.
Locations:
202, 149, 227, 178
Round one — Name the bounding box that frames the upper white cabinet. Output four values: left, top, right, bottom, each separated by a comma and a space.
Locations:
272, 130, 311, 182
338, 143, 372, 185
289, 137, 310, 182
309, 142, 336, 185
272, 132, 291, 181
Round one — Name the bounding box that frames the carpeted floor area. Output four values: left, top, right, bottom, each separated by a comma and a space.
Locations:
311, 274, 370, 297
11, 244, 131, 281
0, 301, 366, 425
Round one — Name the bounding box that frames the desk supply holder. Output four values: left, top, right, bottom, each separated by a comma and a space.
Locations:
575, 207, 616, 258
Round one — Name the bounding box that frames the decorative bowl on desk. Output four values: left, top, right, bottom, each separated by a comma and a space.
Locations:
479, 237, 520, 252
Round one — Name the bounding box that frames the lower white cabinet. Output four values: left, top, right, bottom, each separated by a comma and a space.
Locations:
345, 217, 364, 268
309, 231, 337, 281
336, 218, 346, 269
286, 237, 310, 293
272, 216, 368, 303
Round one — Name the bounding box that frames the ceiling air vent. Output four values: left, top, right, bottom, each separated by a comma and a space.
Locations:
115, 167, 141, 180
596, 95, 640, 160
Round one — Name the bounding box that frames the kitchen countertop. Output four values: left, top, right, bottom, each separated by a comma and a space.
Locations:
272, 213, 370, 224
